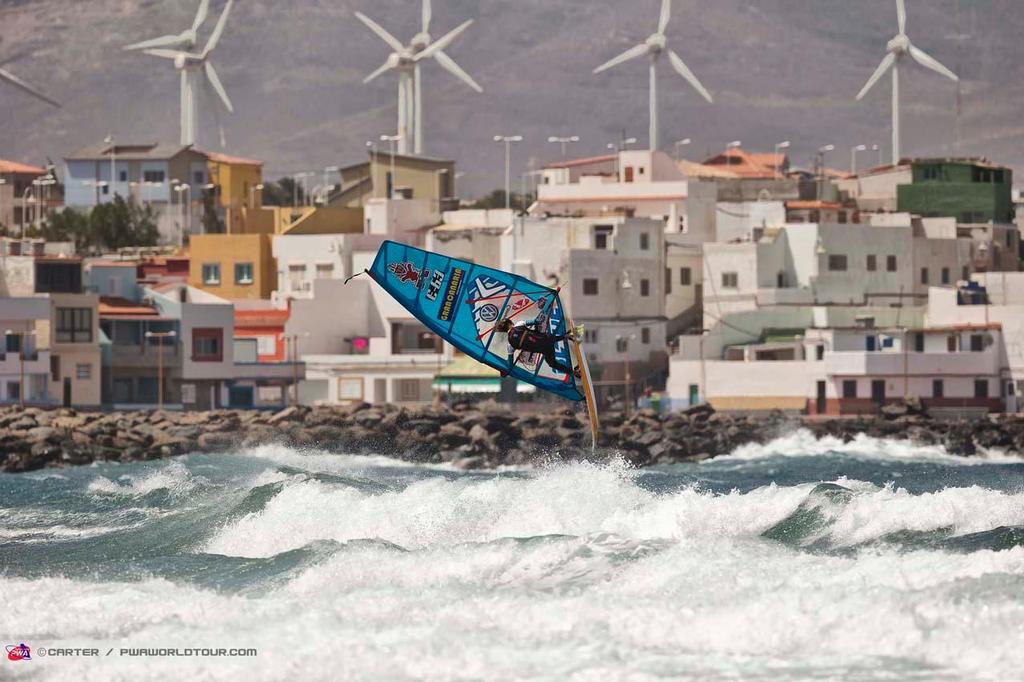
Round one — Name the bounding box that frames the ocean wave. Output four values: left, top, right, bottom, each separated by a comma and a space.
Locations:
87, 460, 207, 499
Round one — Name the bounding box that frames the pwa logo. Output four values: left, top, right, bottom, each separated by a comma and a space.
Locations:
6, 643, 31, 661
388, 261, 426, 287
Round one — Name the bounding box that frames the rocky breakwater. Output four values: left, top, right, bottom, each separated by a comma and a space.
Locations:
2, 401, 1024, 473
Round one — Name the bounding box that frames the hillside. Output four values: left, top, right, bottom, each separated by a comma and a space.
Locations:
0, 0, 1018, 195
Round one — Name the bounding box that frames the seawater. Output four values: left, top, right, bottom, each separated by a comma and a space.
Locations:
3, 429, 1024, 681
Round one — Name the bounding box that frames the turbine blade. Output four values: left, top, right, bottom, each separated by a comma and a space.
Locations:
593, 43, 649, 74
909, 44, 958, 81
201, 70, 228, 148
143, 48, 185, 60
434, 50, 483, 92
667, 50, 713, 103
658, 0, 672, 35
856, 52, 896, 100
415, 19, 473, 61
204, 61, 234, 113
0, 67, 59, 107
202, 0, 233, 56
192, 0, 211, 33
363, 60, 392, 84
896, 0, 906, 34
124, 33, 187, 51
355, 12, 406, 53
423, 0, 432, 32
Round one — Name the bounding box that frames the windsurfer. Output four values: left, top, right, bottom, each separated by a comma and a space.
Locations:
495, 317, 581, 379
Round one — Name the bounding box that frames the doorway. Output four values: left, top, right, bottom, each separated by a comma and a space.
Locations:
816, 381, 826, 414
871, 380, 886, 405
62, 378, 72, 407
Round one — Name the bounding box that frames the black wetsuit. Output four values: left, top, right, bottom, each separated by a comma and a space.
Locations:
504, 320, 573, 376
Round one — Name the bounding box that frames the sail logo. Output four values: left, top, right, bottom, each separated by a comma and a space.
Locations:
388, 261, 424, 287
6, 643, 31, 661
438, 268, 465, 321
425, 269, 446, 301
478, 304, 499, 322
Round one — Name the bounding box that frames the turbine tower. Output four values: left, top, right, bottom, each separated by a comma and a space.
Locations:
856, 0, 958, 165
593, 0, 712, 152
128, 0, 235, 147
358, 2, 479, 156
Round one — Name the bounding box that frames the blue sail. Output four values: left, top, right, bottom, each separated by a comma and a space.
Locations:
367, 240, 584, 401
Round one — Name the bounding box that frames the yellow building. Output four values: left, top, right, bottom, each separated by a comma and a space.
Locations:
334, 153, 455, 209
189, 233, 275, 300
206, 151, 264, 234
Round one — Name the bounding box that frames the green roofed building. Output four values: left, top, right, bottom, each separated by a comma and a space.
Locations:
897, 159, 1013, 224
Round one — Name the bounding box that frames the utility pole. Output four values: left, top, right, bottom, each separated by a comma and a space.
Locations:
494, 135, 523, 210
145, 330, 177, 410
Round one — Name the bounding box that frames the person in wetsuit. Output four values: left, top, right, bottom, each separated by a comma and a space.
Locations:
495, 317, 580, 379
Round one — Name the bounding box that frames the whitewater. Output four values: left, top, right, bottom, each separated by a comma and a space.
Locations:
3, 431, 1024, 681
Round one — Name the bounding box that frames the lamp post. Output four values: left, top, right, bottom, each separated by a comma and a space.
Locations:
249, 183, 264, 209
380, 134, 403, 199
851, 144, 868, 174
20, 187, 33, 238
673, 138, 692, 162
547, 135, 579, 158
173, 183, 190, 245
32, 175, 55, 228
493, 135, 523, 210
616, 333, 637, 418
727, 140, 742, 169
5, 329, 36, 406
104, 134, 116, 198
774, 140, 791, 179
145, 330, 177, 410
366, 140, 378, 200
285, 333, 309, 405
817, 144, 835, 200
872, 144, 882, 167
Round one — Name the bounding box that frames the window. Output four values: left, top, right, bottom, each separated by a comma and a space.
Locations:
975, 379, 989, 399
920, 268, 929, 285
641, 327, 650, 344
923, 165, 940, 181
866, 254, 877, 272
143, 170, 165, 183
583, 329, 598, 344
192, 328, 223, 362
887, 255, 897, 272
933, 379, 944, 398
193, 171, 205, 185
102, 184, 109, 195
640, 278, 650, 297
338, 378, 363, 401
118, 170, 128, 182
947, 335, 958, 352
256, 335, 276, 355
235, 262, 254, 285
914, 332, 924, 352
615, 337, 628, 352
50, 356, 60, 382
76, 363, 92, 380
288, 264, 308, 292
842, 380, 857, 398
398, 379, 421, 402
941, 267, 950, 285
828, 255, 848, 272
316, 263, 334, 279
815, 345, 825, 361
583, 278, 598, 296
665, 267, 672, 295
722, 272, 738, 289
56, 308, 92, 343
7, 381, 20, 401
962, 266, 970, 281
680, 268, 692, 286
5, 333, 20, 353
202, 263, 221, 285
970, 334, 985, 352
594, 225, 613, 250
639, 232, 650, 250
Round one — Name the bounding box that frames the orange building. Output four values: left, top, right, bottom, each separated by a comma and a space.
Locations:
234, 303, 289, 363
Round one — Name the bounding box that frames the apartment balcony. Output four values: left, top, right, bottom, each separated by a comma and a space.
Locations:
107, 342, 182, 370
825, 350, 1000, 377
233, 361, 306, 382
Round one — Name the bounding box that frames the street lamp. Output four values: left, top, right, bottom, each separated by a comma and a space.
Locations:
851, 144, 868, 174
494, 135, 523, 210
173, 183, 191, 245
547, 135, 579, 158
872, 144, 882, 167
673, 138, 692, 162
774, 140, 791, 178
5, 329, 37, 407
145, 330, 177, 410
615, 333, 637, 418
285, 333, 310, 406
817, 145, 835, 199
104, 133, 116, 198
32, 175, 56, 227
249, 183, 264, 209
727, 140, 742, 168
19, 187, 34, 238
380, 134, 403, 199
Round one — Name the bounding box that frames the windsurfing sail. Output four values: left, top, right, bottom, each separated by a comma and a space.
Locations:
365, 240, 584, 401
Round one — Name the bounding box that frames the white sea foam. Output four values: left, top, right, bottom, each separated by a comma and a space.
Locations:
86, 460, 203, 497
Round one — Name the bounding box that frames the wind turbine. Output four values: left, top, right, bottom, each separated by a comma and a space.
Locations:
0, 64, 59, 109
125, 0, 211, 51
593, 0, 712, 152
130, 0, 235, 147
357, 2, 478, 156
856, 0, 958, 165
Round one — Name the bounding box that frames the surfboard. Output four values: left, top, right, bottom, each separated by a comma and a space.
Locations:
567, 321, 600, 452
